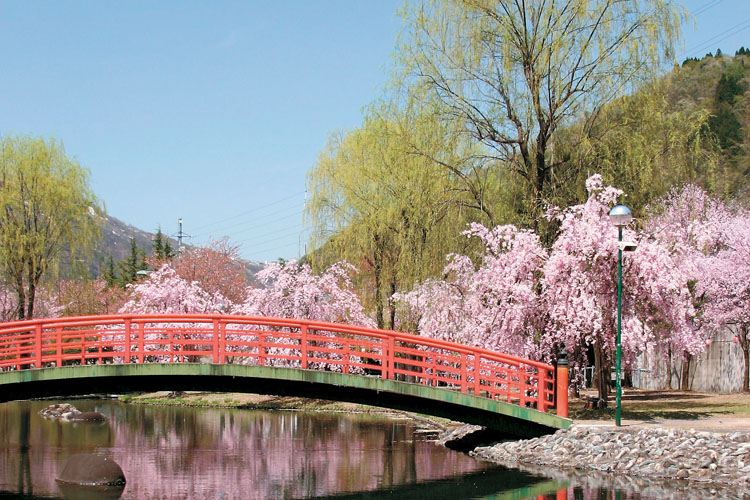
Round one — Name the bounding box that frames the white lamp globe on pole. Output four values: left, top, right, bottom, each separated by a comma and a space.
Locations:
609, 205, 632, 228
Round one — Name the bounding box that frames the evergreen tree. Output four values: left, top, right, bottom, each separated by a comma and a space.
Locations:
102, 255, 117, 287
710, 62, 746, 150
163, 239, 174, 260
153, 228, 165, 259
117, 238, 147, 287
715, 63, 745, 105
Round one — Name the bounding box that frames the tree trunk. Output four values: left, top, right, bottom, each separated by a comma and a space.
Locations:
742, 328, 749, 393
594, 342, 609, 405
372, 234, 386, 330
25, 280, 35, 320
743, 346, 749, 393
15, 287, 25, 320
388, 278, 397, 330
680, 353, 692, 391
664, 347, 673, 390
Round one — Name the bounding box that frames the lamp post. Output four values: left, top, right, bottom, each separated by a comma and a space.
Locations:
608, 204, 632, 427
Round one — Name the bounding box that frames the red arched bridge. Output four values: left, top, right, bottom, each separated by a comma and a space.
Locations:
0, 314, 570, 437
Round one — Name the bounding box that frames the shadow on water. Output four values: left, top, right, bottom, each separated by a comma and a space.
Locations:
309, 468, 565, 500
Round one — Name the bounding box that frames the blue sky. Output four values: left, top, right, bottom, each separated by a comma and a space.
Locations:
1, 1, 748, 264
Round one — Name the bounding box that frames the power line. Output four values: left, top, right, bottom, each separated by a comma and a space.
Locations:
683, 16, 750, 57
691, 0, 723, 18
189, 190, 306, 234
228, 221, 306, 245
236, 225, 307, 249
193, 203, 305, 240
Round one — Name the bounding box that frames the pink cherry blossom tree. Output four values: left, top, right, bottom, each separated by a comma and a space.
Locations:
232, 260, 374, 370
120, 264, 228, 314
234, 260, 374, 327
643, 184, 731, 388
695, 208, 750, 391
643, 184, 730, 282
115, 264, 228, 362
542, 175, 698, 402
393, 223, 547, 359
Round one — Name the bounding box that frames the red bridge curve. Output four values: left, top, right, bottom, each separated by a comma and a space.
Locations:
0, 314, 568, 429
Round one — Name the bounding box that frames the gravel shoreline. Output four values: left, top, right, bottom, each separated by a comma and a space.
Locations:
466, 424, 750, 498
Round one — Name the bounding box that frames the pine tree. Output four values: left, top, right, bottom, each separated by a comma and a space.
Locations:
102, 255, 117, 287
117, 238, 147, 287
153, 228, 165, 259
163, 239, 174, 260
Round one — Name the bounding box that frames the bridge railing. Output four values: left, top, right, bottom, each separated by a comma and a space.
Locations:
0, 314, 557, 413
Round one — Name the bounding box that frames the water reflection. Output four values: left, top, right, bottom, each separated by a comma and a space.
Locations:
1, 399, 559, 499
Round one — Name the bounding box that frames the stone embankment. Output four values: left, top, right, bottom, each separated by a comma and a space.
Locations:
470, 425, 750, 488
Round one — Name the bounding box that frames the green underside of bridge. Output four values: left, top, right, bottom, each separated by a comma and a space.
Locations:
0, 364, 570, 438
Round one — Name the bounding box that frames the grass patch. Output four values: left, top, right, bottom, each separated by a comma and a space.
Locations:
569, 390, 750, 421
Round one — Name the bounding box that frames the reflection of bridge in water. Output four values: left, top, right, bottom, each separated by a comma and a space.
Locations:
0, 314, 570, 437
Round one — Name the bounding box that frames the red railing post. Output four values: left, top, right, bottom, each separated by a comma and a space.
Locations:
169, 329, 174, 363
382, 336, 390, 380
137, 322, 144, 364
124, 319, 132, 364
536, 367, 546, 412
460, 352, 467, 393
55, 327, 62, 367
301, 324, 308, 369
80, 331, 86, 365
473, 353, 481, 396
34, 324, 42, 368
219, 322, 226, 364
212, 319, 219, 363
258, 332, 265, 366
556, 354, 569, 418
342, 338, 349, 374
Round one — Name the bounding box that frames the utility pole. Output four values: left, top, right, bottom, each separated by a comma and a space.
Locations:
174, 218, 191, 253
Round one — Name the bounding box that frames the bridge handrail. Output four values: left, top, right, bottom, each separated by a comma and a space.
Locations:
0, 313, 558, 413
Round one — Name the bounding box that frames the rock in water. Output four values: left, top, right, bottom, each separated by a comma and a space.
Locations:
39, 403, 81, 420
39, 404, 107, 422
56, 454, 126, 487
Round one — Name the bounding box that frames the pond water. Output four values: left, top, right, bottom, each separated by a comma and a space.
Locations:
0, 399, 717, 499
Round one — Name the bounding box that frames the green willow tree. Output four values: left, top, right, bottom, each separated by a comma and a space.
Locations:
305, 110, 471, 329
0, 135, 101, 319
398, 0, 685, 232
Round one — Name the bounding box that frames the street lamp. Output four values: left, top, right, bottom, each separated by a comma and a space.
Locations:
608, 204, 632, 427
